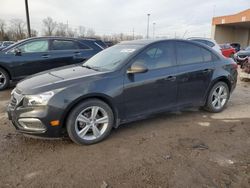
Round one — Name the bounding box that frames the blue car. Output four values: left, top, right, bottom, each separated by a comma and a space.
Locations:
0, 37, 105, 90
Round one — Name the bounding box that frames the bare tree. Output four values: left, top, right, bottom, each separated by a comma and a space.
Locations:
78, 26, 86, 37
8, 19, 26, 40
31, 29, 38, 37
42, 17, 57, 36
55, 22, 67, 36
66, 27, 76, 37
0, 19, 6, 40
86, 28, 95, 38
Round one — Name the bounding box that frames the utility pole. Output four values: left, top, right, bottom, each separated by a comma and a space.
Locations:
25, 0, 31, 37
153, 22, 156, 38
146, 13, 150, 39
66, 20, 69, 35
132, 28, 134, 40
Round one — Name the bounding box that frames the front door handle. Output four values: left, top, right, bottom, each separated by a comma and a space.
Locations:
74, 52, 81, 55
164, 76, 176, 81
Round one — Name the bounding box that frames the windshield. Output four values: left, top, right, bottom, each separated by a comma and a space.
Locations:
83, 44, 142, 71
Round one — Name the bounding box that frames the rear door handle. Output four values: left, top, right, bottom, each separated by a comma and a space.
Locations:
42, 54, 50, 58
74, 51, 81, 55
164, 76, 176, 81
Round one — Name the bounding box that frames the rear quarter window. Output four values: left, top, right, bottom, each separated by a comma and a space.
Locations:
201, 48, 214, 62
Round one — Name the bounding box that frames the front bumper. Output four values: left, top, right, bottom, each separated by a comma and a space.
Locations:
7, 98, 65, 138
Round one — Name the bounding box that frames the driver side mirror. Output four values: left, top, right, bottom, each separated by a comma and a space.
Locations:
14, 48, 22, 56
127, 64, 148, 74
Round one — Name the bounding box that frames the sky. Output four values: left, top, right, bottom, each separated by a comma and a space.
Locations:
0, 0, 250, 38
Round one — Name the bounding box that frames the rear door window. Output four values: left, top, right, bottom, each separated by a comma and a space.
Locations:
176, 42, 203, 65
51, 40, 80, 50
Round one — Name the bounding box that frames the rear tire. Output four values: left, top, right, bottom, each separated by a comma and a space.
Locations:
0, 68, 10, 90
66, 99, 114, 145
204, 82, 230, 113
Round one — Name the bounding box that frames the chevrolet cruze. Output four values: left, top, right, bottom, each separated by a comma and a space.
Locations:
7, 39, 238, 145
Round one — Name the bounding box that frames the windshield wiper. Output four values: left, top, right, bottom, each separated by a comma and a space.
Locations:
82, 65, 92, 69
82, 65, 101, 71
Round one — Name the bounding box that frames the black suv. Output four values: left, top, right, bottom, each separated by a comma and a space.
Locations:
7, 39, 238, 145
0, 37, 105, 90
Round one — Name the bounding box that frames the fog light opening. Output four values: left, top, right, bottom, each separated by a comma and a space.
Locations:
18, 118, 46, 132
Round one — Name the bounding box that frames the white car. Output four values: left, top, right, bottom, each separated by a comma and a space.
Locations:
188, 38, 222, 54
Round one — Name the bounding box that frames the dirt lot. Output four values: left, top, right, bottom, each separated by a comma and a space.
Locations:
0, 80, 249, 188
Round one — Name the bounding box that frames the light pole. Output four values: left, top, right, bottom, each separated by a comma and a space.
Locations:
153, 22, 156, 38
25, 0, 31, 37
146, 13, 150, 39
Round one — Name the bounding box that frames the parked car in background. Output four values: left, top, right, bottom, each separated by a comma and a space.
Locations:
104, 41, 115, 47
7, 39, 238, 145
0, 41, 15, 51
230, 43, 241, 52
90, 39, 108, 49
234, 46, 250, 65
0, 37, 105, 90
219, 44, 236, 58
188, 37, 222, 54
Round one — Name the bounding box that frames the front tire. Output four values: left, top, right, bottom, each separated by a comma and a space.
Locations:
66, 99, 114, 145
0, 68, 10, 90
205, 82, 230, 113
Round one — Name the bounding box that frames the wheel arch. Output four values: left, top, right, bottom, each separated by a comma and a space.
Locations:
204, 76, 232, 104
61, 93, 119, 129
0, 65, 12, 80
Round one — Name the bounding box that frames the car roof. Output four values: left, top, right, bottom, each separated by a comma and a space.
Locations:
119, 38, 204, 46
187, 37, 216, 42
22, 36, 102, 41
2, 37, 105, 51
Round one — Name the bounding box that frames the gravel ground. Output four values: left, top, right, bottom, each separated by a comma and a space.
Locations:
0, 80, 249, 188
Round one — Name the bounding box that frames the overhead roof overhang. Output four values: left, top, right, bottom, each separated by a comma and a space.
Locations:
212, 9, 250, 28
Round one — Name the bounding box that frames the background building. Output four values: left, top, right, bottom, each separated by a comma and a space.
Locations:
212, 9, 250, 48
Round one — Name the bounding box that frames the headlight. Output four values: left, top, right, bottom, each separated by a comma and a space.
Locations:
23, 91, 54, 106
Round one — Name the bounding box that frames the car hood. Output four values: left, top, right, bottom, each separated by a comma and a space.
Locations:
236, 50, 250, 56
17, 65, 107, 94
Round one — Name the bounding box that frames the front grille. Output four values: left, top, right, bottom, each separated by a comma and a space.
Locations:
15, 88, 22, 95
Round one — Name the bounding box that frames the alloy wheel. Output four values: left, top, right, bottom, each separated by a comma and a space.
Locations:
0, 71, 6, 87
211, 85, 228, 110
74, 106, 109, 141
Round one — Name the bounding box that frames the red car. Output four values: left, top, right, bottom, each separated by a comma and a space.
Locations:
220, 44, 236, 58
